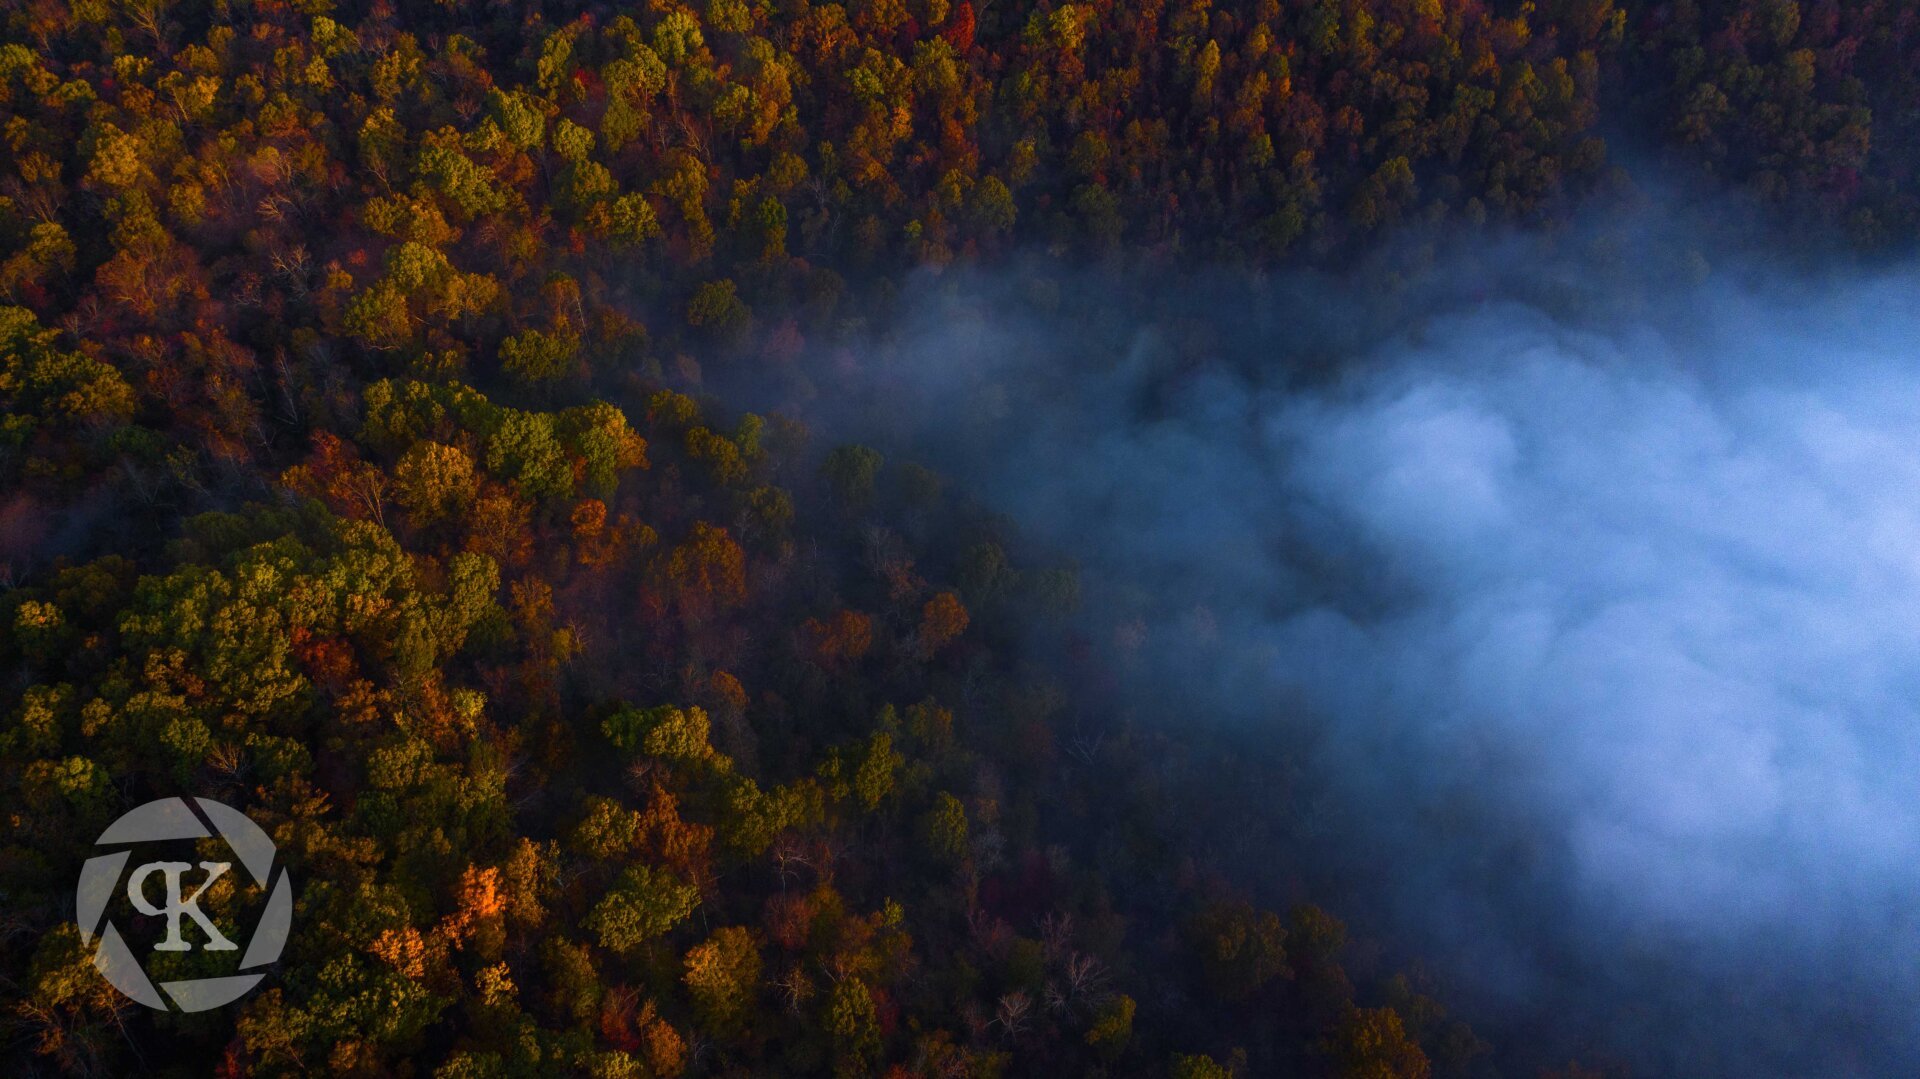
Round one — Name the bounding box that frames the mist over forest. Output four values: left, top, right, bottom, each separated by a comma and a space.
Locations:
796, 231, 1920, 1076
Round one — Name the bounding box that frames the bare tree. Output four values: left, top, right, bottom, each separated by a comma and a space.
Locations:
993, 990, 1032, 1039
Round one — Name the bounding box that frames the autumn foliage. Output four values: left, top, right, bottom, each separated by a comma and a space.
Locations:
0, 0, 1863, 1074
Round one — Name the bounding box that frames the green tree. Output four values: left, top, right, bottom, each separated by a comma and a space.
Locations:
499, 328, 580, 385
486, 88, 546, 150
686, 279, 752, 345
822, 445, 884, 507
586, 865, 700, 955
919, 791, 969, 864
826, 976, 882, 1076
852, 731, 902, 811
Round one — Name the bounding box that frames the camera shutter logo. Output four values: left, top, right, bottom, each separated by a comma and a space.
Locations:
74, 797, 294, 1012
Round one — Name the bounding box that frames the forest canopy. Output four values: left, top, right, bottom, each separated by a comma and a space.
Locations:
0, 0, 1905, 1075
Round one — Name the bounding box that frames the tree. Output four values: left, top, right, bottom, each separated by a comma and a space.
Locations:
0, 307, 136, 428
917, 591, 969, 654
560, 401, 648, 497
803, 609, 874, 668
393, 441, 477, 525
826, 976, 882, 1076
919, 791, 969, 864
666, 523, 748, 608
1170, 1054, 1233, 1079
852, 732, 902, 812
20, 926, 131, 1073
1085, 993, 1135, 1058
683, 926, 762, 1036
686, 279, 752, 345
603, 704, 719, 768
1187, 899, 1288, 1001
822, 445, 883, 507
586, 866, 701, 955
596, 194, 662, 248
485, 410, 573, 499
499, 328, 580, 385
486, 88, 546, 150
1329, 1007, 1431, 1079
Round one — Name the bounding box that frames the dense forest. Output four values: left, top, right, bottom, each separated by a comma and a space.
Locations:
0, 0, 1910, 1075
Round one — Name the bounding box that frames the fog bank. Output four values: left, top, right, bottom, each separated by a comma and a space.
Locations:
816, 245, 1920, 1075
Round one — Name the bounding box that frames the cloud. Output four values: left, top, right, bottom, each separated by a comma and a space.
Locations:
837, 253, 1920, 1075
1280, 293, 1920, 917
